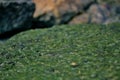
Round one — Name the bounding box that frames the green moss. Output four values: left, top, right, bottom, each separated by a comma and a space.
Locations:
0, 23, 120, 80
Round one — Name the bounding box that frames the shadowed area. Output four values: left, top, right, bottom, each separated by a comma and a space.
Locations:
0, 20, 54, 40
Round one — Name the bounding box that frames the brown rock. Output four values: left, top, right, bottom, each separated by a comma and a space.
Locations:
87, 4, 111, 23
33, 0, 56, 18
33, 0, 95, 24
69, 13, 89, 24
70, 4, 111, 24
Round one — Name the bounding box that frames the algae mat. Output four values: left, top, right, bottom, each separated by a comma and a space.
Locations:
0, 24, 120, 80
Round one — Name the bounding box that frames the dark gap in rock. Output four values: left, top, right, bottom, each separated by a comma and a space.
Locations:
0, 19, 54, 40
0, 27, 30, 40
83, 1, 97, 11
31, 18, 54, 29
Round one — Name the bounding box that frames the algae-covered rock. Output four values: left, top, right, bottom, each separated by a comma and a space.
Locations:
0, 0, 35, 35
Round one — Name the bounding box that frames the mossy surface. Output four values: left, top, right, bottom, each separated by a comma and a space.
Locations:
0, 23, 120, 80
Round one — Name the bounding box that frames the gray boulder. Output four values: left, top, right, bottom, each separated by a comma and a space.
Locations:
0, 0, 35, 39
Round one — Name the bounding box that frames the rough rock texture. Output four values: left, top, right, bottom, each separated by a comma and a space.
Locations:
70, 4, 111, 24
33, 0, 95, 25
0, 0, 119, 39
33, 0, 120, 25
104, 5, 120, 24
0, 0, 35, 38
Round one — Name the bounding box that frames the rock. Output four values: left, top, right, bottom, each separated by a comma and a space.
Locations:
33, 0, 95, 25
70, 4, 111, 24
115, 6, 120, 14
0, 0, 119, 40
104, 5, 120, 24
33, 0, 119, 25
70, 62, 79, 67
87, 4, 111, 24
97, 0, 120, 5
69, 13, 89, 24
0, 0, 35, 39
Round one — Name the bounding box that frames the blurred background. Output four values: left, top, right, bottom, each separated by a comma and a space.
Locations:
33, 0, 120, 25
0, 0, 120, 39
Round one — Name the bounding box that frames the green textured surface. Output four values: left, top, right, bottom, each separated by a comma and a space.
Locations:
0, 23, 120, 80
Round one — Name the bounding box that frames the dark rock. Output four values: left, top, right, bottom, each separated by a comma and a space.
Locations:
0, 0, 35, 39
115, 6, 120, 14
